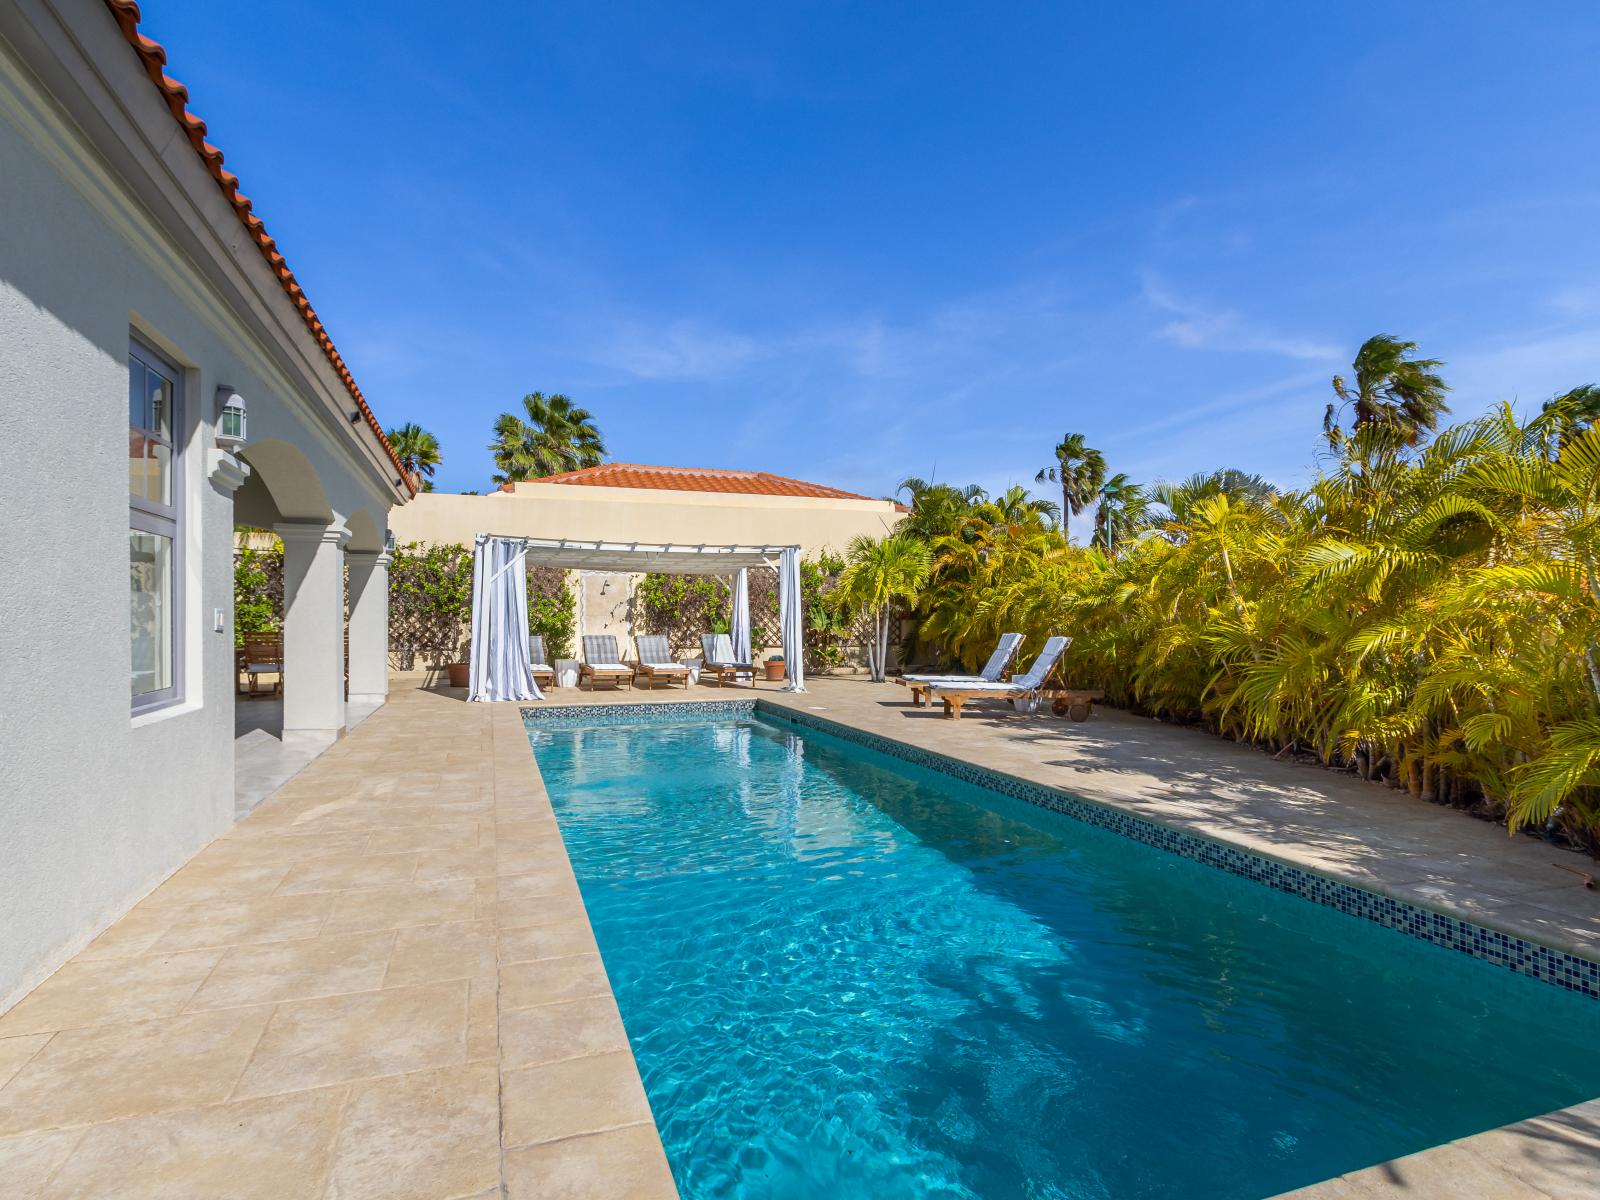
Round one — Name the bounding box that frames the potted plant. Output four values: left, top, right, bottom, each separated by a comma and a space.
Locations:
763, 654, 786, 682
446, 657, 471, 688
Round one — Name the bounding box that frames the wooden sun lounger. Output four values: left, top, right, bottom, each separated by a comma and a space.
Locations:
529, 635, 557, 688
700, 634, 756, 687
580, 635, 634, 690
633, 636, 690, 689
932, 686, 1105, 720
925, 636, 1074, 720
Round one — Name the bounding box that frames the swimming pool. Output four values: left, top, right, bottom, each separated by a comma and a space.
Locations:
524, 709, 1600, 1199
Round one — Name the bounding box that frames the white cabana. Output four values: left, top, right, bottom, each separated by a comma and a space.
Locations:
467, 535, 806, 701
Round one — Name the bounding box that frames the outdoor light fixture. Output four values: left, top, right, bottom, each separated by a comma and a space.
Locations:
384, 530, 396, 554
215, 386, 246, 449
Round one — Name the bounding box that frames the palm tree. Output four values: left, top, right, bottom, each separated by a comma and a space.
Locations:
1151, 468, 1278, 524
385, 423, 441, 487
1091, 473, 1148, 555
896, 477, 987, 542
1036, 433, 1106, 531
1538, 384, 1600, 454
489, 393, 606, 483
833, 533, 933, 682
990, 484, 1061, 527
1324, 335, 1450, 449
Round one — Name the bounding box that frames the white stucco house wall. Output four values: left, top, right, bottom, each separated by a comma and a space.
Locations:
0, 0, 413, 1012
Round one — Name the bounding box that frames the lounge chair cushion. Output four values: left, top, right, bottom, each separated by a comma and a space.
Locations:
903, 633, 1024, 684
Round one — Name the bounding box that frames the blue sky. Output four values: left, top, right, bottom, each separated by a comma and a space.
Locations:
150, 1, 1600, 527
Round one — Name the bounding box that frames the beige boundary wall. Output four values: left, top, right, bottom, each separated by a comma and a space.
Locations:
390, 484, 906, 666
388, 482, 906, 555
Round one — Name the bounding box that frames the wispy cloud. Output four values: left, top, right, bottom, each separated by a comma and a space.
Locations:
1141, 272, 1339, 361
593, 320, 766, 382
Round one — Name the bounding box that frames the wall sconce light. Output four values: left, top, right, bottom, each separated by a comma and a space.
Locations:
215, 386, 246, 449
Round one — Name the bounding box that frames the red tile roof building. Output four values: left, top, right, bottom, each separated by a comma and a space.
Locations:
502, 464, 882, 502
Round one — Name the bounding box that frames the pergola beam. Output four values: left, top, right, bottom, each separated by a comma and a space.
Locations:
471, 533, 792, 575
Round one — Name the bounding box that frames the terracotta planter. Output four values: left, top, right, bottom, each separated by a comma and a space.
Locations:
446, 662, 470, 688
763, 659, 786, 682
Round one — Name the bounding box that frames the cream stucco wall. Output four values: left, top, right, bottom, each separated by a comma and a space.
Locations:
389, 483, 905, 557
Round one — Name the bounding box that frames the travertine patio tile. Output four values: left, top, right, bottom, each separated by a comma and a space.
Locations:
0, 1034, 51, 1090
327, 1061, 499, 1200
501, 953, 612, 1010
474, 877, 499, 918
1336, 1143, 1553, 1197
495, 817, 559, 841
142, 860, 293, 907
499, 917, 599, 965
503, 1122, 677, 1200
320, 879, 477, 935
71, 903, 177, 960
274, 851, 420, 895
414, 845, 499, 881
0, 950, 224, 1036
366, 822, 482, 856
232, 980, 468, 1098
384, 921, 497, 988
500, 866, 586, 902
497, 839, 570, 872
0, 1006, 271, 1135
499, 996, 630, 1070
466, 979, 498, 1062
502, 1050, 654, 1147
147, 893, 333, 953
186, 931, 396, 1011
497, 885, 586, 929
42, 1088, 344, 1200
204, 829, 373, 860
0, 1127, 86, 1195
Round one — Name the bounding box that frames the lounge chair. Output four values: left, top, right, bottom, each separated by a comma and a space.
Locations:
700, 633, 756, 688
580, 635, 634, 690
633, 635, 690, 689
897, 632, 1024, 706
529, 635, 557, 689
926, 636, 1073, 720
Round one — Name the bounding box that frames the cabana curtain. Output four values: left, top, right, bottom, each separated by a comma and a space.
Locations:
468, 537, 543, 703
730, 568, 751, 665
778, 546, 805, 693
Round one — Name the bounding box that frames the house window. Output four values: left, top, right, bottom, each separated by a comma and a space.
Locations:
129, 338, 183, 710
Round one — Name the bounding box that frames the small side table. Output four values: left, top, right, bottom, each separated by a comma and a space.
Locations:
555, 659, 579, 688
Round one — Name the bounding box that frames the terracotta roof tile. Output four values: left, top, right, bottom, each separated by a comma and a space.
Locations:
522, 463, 881, 502
100, 1, 414, 496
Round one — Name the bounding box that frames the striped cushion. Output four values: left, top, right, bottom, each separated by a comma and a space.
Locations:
582, 635, 625, 667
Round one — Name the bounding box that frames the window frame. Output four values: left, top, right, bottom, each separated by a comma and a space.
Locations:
129, 336, 185, 715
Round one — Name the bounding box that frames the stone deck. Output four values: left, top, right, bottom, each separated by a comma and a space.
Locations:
3, 674, 1598, 1197
0, 686, 674, 1199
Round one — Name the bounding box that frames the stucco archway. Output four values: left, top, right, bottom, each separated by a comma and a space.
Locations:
237, 439, 333, 524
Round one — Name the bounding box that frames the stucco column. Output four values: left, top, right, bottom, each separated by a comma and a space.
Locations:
345, 549, 390, 707
276, 522, 349, 744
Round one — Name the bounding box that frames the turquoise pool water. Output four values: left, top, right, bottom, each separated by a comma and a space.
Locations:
526, 713, 1600, 1199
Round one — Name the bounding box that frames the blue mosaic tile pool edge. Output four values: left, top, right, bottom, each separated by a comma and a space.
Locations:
518, 698, 1600, 999
521, 699, 758, 727
756, 702, 1600, 1001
